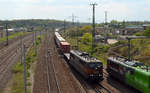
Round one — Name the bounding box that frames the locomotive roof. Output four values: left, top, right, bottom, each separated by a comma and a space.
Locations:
108, 57, 144, 66
71, 50, 101, 63
108, 57, 150, 72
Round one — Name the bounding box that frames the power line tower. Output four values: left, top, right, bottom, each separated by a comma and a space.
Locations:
90, 3, 97, 54
69, 14, 78, 26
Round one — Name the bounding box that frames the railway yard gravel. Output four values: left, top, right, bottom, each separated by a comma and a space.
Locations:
0, 33, 34, 91
0, 32, 142, 93
33, 32, 86, 93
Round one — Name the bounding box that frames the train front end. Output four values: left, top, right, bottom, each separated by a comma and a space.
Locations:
85, 62, 103, 81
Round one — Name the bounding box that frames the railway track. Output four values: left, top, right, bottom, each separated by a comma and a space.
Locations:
44, 31, 62, 93
0, 32, 32, 50
93, 83, 112, 93
0, 32, 39, 90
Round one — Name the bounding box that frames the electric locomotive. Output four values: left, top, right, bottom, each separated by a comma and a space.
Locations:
107, 57, 150, 93
70, 50, 103, 81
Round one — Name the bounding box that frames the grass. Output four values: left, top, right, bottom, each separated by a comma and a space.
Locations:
65, 36, 110, 65
64, 33, 150, 66
111, 39, 150, 65
0, 32, 30, 43
9, 34, 44, 93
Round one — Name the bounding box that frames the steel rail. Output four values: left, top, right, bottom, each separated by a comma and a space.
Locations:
48, 34, 62, 93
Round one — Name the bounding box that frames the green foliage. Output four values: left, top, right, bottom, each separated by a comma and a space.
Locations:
11, 73, 24, 93
0, 32, 28, 43
115, 39, 150, 65
80, 25, 92, 33
81, 33, 92, 45
10, 35, 44, 93
12, 63, 24, 73
134, 32, 144, 36
110, 20, 118, 24
144, 27, 150, 36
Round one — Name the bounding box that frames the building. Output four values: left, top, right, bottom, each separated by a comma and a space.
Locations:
143, 24, 150, 30
119, 26, 143, 35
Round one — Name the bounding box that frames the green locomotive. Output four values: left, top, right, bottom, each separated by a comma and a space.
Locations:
107, 57, 150, 93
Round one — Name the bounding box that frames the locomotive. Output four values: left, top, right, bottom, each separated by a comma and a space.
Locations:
106, 57, 150, 93
54, 31, 103, 81
70, 50, 103, 81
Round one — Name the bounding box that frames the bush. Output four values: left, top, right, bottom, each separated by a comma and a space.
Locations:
144, 27, 150, 36
12, 63, 24, 73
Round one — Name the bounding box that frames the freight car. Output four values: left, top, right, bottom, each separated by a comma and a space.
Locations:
70, 50, 103, 81
54, 32, 70, 53
106, 57, 150, 93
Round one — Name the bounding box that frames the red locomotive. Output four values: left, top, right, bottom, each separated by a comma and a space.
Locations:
54, 31, 103, 81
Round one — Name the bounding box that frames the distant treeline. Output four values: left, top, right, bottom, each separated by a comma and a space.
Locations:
0, 19, 89, 29
0, 19, 150, 29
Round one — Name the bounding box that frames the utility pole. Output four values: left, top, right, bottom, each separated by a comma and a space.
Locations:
76, 21, 80, 48
23, 44, 27, 93
104, 11, 108, 43
40, 30, 42, 43
5, 23, 8, 45
34, 31, 37, 55
20, 30, 23, 63
31, 27, 34, 44
90, 3, 97, 54
127, 38, 131, 61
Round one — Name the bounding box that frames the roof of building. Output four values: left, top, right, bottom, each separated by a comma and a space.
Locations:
126, 26, 143, 29
143, 24, 150, 27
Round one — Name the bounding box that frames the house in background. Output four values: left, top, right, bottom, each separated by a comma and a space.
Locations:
143, 24, 150, 30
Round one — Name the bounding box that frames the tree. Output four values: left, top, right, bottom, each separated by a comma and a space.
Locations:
80, 25, 92, 33
144, 27, 150, 36
81, 33, 92, 45
110, 20, 118, 25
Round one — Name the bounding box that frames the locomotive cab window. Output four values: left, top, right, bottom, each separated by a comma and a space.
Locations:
88, 62, 102, 69
129, 69, 134, 75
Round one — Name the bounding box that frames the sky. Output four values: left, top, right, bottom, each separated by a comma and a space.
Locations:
0, 0, 150, 22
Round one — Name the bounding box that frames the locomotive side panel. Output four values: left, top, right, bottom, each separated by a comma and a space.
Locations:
125, 69, 150, 93
107, 58, 126, 82
70, 52, 88, 79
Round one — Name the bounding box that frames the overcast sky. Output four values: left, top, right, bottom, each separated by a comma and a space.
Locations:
0, 0, 150, 22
